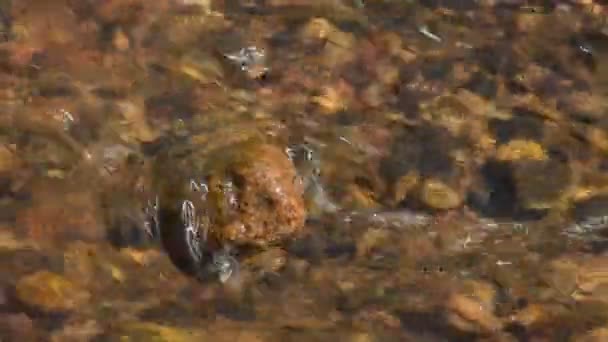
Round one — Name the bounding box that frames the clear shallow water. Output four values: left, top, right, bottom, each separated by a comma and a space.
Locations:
1, 1, 608, 341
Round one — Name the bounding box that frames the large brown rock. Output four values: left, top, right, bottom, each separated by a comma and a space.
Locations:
204, 142, 307, 247
153, 139, 307, 254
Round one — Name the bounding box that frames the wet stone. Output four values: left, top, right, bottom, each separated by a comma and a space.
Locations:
495, 139, 547, 162
419, 178, 464, 210
573, 256, 608, 303
151, 138, 308, 283
311, 80, 354, 115
446, 280, 502, 334
242, 247, 288, 278
177, 50, 225, 86
61, 242, 123, 289
541, 257, 579, 297
0, 144, 19, 173
15, 270, 90, 313
15, 180, 107, 245
194, 141, 306, 247
380, 125, 468, 210
299, 17, 340, 44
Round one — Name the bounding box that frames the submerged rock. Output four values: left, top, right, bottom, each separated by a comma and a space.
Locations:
573, 256, 608, 303
149, 137, 308, 284
15, 270, 90, 313
380, 124, 470, 210
419, 178, 464, 210
446, 280, 502, 334
16, 182, 106, 245
202, 142, 307, 247
153, 140, 307, 248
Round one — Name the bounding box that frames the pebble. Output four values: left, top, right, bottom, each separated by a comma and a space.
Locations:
349, 332, 375, 342
0, 144, 19, 172
420, 178, 463, 210
573, 256, 608, 303
15, 270, 90, 312
446, 280, 502, 333
16, 185, 106, 244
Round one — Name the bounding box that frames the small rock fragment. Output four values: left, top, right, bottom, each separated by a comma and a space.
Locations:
311, 81, 353, 115
419, 178, 463, 210
349, 331, 375, 342
446, 280, 502, 333
495, 139, 547, 161
112, 29, 130, 51
299, 17, 334, 42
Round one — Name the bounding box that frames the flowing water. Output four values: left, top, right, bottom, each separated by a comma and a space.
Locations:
1, 1, 608, 341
